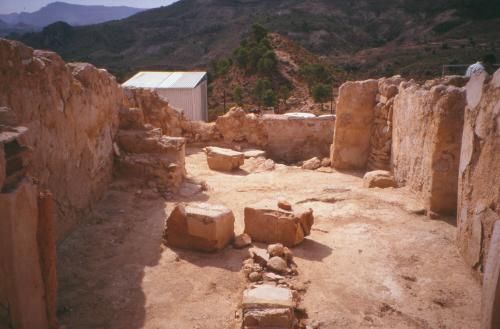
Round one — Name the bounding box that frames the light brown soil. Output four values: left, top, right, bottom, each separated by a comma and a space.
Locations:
57, 147, 481, 329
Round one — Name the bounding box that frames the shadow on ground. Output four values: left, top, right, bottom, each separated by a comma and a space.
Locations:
56, 188, 166, 329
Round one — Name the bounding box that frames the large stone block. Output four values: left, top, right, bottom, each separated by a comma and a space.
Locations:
244, 199, 314, 246
331, 79, 379, 170
164, 203, 235, 252
205, 146, 244, 171
242, 285, 295, 329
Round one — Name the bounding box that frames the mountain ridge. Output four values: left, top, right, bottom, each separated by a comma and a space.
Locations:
0, 2, 145, 35
13, 0, 500, 80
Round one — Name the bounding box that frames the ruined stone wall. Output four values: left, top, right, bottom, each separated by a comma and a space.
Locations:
392, 80, 466, 215
367, 76, 403, 171
261, 114, 334, 163
124, 87, 222, 143
123, 91, 334, 163
215, 108, 335, 163
0, 39, 123, 240
457, 69, 500, 277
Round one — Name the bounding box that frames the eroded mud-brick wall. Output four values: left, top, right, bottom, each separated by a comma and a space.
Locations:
457, 70, 500, 277
0, 39, 123, 240
392, 80, 466, 215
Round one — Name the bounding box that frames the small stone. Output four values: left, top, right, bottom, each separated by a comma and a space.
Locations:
268, 243, 285, 258
363, 170, 396, 188
248, 271, 262, 282
252, 264, 263, 273
249, 247, 270, 267
267, 256, 288, 274
263, 272, 285, 281
277, 200, 292, 211
302, 157, 322, 170
233, 233, 252, 249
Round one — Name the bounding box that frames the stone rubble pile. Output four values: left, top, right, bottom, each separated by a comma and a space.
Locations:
367, 76, 403, 171
241, 243, 315, 329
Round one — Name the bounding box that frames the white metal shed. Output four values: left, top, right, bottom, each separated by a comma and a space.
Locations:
122, 71, 208, 121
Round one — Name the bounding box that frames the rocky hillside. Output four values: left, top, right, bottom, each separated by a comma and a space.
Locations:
14, 0, 500, 80
208, 27, 342, 118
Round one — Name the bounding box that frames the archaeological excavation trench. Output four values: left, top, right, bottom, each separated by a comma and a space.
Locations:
0, 39, 499, 329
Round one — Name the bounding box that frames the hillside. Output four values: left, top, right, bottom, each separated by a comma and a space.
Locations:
208, 30, 343, 119
14, 0, 500, 80
0, 2, 144, 35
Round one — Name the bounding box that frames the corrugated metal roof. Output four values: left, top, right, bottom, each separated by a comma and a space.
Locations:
122, 71, 207, 89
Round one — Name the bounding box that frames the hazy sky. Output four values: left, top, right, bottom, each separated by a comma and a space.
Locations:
0, 0, 176, 14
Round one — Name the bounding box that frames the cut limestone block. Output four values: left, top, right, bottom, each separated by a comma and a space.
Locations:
164, 203, 235, 252
242, 285, 295, 329
363, 170, 397, 188
243, 308, 294, 329
244, 199, 314, 246
242, 285, 294, 309
205, 146, 244, 171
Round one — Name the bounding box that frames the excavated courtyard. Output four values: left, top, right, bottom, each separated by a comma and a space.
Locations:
56, 147, 480, 329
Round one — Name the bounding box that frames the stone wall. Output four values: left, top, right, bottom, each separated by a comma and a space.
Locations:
457, 69, 500, 276
215, 108, 335, 163
122, 91, 334, 163
261, 114, 334, 162
0, 39, 123, 240
331, 79, 379, 170
367, 76, 403, 171
392, 80, 466, 215
124, 87, 222, 143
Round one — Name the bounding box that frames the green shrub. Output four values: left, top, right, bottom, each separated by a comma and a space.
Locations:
311, 83, 330, 103
299, 62, 331, 86
262, 89, 277, 107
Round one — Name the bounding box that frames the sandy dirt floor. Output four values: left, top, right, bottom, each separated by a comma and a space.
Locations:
57, 147, 481, 329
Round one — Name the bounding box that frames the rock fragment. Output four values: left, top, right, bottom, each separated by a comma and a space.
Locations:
363, 170, 397, 188
267, 256, 288, 274
249, 247, 270, 267
267, 243, 285, 257
302, 157, 322, 170
234, 233, 252, 249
